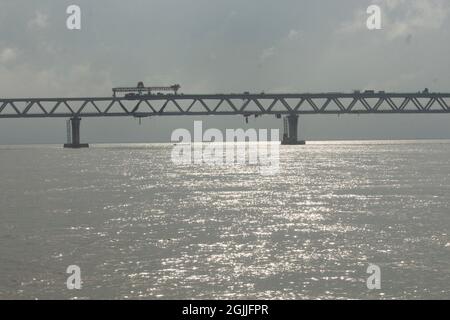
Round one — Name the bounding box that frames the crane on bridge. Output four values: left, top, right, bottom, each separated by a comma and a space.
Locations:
112, 82, 181, 99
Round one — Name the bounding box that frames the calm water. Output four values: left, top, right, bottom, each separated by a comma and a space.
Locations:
0, 141, 449, 299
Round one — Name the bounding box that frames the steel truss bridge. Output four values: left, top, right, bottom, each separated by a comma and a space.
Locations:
1, 92, 450, 147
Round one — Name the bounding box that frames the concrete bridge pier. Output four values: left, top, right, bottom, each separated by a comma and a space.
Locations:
281, 114, 306, 145
64, 117, 89, 148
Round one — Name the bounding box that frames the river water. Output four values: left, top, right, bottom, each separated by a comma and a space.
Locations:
0, 141, 449, 299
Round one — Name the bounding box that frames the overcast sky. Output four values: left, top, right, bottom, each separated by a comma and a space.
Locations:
1, 0, 450, 144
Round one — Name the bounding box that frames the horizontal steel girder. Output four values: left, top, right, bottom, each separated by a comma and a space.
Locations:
1, 93, 450, 118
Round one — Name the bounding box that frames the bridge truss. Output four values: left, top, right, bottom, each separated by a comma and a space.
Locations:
1, 93, 450, 118
1, 92, 450, 147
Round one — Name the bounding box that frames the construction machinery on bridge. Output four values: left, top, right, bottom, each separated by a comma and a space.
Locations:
112, 82, 181, 99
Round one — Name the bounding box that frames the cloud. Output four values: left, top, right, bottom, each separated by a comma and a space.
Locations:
27, 11, 48, 29
287, 29, 302, 40
337, 9, 367, 34
259, 47, 276, 63
0, 48, 17, 64
387, 0, 450, 39
257, 30, 302, 67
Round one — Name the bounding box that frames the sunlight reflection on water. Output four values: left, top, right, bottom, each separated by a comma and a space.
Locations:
0, 141, 449, 299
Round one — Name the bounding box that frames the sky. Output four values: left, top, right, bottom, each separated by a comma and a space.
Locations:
1, 0, 450, 144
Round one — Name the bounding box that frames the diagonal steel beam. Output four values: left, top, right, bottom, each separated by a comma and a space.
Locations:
306, 98, 319, 112
346, 98, 358, 111
279, 98, 293, 112
0, 101, 8, 114
185, 100, 197, 112
213, 99, 224, 112
76, 101, 89, 114
319, 98, 332, 112
425, 98, 436, 110
117, 101, 130, 114
411, 98, 425, 111
36, 101, 49, 114
332, 98, 345, 111
198, 99, 211, 112
399, 97, 410, 110
359, 98, 372, 111
23, 101, 36, 114
8, 102, 21, 115
49, 101, 63, 114
239, 99, 251, 112
386, 98, 399, 111
267, 99, 279, 112
294, 98, 306, 111
144, 100, 157, 113
373, 98, 385, 111
224, 99, 238, 112
170, 99, 184, 112
90, 101, 103, 114
252, 99, 266, 112
131, 100, 143, 113
437, 98, 449, 111
104, 100, 117, 114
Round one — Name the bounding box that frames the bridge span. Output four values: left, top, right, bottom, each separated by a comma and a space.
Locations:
1, 92, 450, 147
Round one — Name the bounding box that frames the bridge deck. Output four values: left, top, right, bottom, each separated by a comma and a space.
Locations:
1, 93, 450, 118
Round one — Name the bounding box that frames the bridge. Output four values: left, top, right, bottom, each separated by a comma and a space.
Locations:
1, 92, 450, 147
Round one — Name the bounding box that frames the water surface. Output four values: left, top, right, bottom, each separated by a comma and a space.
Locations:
0, 141, 449, 299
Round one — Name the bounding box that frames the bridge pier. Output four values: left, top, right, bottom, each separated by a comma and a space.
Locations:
63, 117, 89, 148
281, 114, 306, 145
